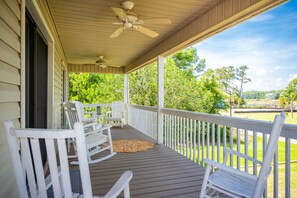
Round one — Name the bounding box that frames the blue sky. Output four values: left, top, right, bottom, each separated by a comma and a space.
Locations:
194, 0, 297, 91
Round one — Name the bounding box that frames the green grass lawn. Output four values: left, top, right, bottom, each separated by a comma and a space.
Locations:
234, 112, 297, 125
177, 135, 297, 197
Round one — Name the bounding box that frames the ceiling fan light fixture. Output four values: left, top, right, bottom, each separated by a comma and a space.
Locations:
122, 1, 135, 10
124, 22, 133, 28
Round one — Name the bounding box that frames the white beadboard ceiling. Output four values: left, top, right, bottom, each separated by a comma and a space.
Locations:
47, 0, 223, 69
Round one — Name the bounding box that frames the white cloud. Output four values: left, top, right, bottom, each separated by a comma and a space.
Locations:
274, 66, 280, 70
256, 69, 267, 76
289, 73, 297, 81
193, 2, 297, 92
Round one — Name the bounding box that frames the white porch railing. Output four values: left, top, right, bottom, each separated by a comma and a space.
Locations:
128, 104, 158, 140
128, 105, 297, 198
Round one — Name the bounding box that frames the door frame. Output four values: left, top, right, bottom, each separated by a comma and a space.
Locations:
21, 0, 55, 128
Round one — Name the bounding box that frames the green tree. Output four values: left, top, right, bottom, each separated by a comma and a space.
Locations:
68, 49, 226, 115
68, 73, 124, 103
171, 47, 206, 78
197, 69, 227, 114
129, 63, 158, 106
279, 78, 297, 118
129, 55, 226, 114
235, 65, 251, 100
215, 66, 238, 116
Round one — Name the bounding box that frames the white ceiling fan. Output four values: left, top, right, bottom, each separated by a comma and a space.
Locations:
95, 56, 120, 68
110, 1, 171, 38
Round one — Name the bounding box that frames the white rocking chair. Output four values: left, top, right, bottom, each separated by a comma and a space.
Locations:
64, 102, 116, 164
200, 112, 285, 198
106, 101, 125, 128
4, 121, 133, 198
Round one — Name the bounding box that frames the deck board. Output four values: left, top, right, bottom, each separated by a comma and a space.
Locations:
71, 125, 205, 197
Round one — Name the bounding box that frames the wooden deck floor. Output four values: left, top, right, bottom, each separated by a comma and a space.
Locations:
71, 125, 205, 198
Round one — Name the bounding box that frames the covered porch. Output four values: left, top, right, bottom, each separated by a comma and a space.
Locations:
0, 0, 295, 197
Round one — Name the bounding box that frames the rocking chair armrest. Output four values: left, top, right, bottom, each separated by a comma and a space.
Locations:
85, 124, 111, 136
102, 171, 133, 198
224, 148, 262, 165
83, 122, 98, 132
203, 158, 257, 181
81, 118, 96, 124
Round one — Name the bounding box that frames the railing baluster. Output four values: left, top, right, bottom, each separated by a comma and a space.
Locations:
217, 125, 220, 163
207, 122, 210, 159
263, 133, 267, 198
163, 113, 166, 145
212, 123, 215, 160
198, 121, 201, 164
237, 128, 240, 170
190, 119, 193, 160
169, 115, 172, 149
179, 117, 182, 154
253, 131, 257, 176
174, 116, 176, 151
180, 117, 183, 154
166, 114, 170, 145
244, 129, 248, 173
171, 115, 174, 149
193, 120, 195, 162
202, 121, 205, 163
154, 112, 157, 140
186, 118, 189, 158
273, 146, 278, 198
230, 127, 233, 167
166, 114, 169, 147
223, 126, 226, 164
176, 116, 179, 152
285, 138, 290, 198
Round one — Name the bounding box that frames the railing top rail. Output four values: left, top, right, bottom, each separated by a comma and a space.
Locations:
128, 104, 158, 112
84, 103, 111, 107
161, 108, 297, 139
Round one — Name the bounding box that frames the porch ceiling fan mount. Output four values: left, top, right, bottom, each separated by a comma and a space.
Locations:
110, 1, 171, 38
95, 56, 121, 69
95, 56, 107, 68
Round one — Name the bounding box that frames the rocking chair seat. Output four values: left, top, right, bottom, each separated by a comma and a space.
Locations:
208, 170, 256, 198
86, 133, 109, 148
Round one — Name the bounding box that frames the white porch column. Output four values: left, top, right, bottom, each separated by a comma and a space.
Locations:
157, 56, 164, 144
124, 74, 129, 124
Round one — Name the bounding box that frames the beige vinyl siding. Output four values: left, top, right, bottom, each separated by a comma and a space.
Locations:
0, 0, 21, 197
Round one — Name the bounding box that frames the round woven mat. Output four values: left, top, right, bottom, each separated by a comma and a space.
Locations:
112, 140, 154, 153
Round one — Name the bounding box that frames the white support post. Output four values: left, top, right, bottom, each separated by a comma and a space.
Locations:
157, 56, 164, 144
124, 74, 129, 125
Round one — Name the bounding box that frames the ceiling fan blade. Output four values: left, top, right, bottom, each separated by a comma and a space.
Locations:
142, 18, 172, 25
110, 26, 124, 38
111, 7, 127, 19
112, 22, 123, 25
134, 26, 159, 38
